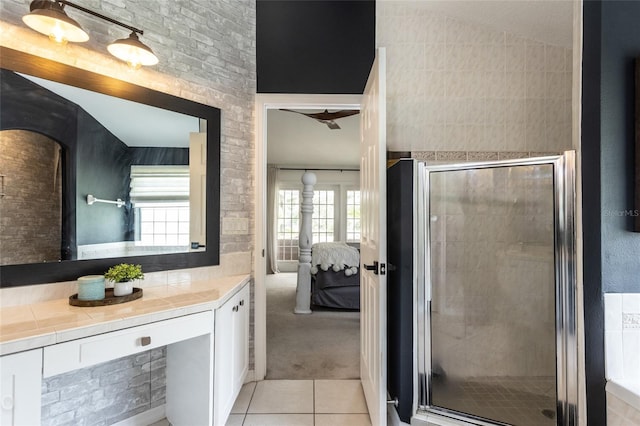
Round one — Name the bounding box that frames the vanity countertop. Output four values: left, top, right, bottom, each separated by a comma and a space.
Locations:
0, 273, 250, 356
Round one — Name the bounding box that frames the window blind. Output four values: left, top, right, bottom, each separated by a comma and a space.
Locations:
129, 165, 190, 205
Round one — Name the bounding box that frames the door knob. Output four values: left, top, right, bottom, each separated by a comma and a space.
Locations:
363, 261, 379, 275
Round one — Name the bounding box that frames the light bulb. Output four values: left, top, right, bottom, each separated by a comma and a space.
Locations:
127, 58, 142, 70
48, 22, 67, 44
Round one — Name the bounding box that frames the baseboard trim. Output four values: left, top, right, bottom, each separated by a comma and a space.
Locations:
112, 405, 165, 426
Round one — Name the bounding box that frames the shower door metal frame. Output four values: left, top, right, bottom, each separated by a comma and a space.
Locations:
415, 151, 577, 426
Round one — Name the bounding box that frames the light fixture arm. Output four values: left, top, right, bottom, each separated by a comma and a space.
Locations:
57, 0, 144, 35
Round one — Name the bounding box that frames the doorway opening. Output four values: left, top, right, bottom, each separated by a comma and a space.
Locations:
254, 94, 361, 380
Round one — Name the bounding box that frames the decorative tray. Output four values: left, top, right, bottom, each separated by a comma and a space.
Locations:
69, 287, 143, 307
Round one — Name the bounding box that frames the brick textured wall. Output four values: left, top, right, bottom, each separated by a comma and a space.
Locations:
41, 348, 166, 426
0, 0, 256, 260
0, 130, 62, 265
1, 1, 255, 423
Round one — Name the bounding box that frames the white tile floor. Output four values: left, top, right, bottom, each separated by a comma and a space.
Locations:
226, 380, 372, 426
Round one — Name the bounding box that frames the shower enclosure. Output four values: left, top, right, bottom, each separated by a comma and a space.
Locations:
413, 152, 577, 426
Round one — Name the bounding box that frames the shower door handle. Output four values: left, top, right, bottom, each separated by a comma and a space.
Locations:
363, 261, 379, 275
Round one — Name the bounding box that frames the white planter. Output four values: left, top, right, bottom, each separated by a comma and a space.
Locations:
113, 281, 134, 296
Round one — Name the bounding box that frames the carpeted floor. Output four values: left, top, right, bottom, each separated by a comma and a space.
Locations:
266, 272, 360, 380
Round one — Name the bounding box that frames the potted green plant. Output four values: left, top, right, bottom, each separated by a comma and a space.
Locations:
104, 263, 144, 296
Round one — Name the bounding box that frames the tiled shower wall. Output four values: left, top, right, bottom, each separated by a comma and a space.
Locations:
377, 0, 572, 154
0, 131, 61, 265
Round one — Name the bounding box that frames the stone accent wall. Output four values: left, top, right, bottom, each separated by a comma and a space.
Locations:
0, 130, 62, 265
0, 1, 256, 269
41, 348, 166, 426
0, 1, 255, 423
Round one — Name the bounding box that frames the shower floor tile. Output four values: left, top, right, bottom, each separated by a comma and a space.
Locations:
431, 376, 557, 426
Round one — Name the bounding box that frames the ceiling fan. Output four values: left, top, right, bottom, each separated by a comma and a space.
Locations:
280, 109, 359, 130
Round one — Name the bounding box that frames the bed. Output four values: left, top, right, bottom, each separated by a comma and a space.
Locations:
310, 242, 360, 310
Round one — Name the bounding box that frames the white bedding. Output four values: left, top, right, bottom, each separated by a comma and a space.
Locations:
310, 242, 359, 276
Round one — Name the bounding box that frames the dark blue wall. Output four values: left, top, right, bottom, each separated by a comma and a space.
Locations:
256, 0, 375, 94
582, 1, 640, 424
600, 1, 640, 292
75, 111, 130, 246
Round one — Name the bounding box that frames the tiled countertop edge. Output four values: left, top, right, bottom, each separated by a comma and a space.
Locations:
606, 380, 640, 410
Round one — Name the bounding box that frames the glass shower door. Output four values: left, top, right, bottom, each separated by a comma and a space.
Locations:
420, 154, 577, 426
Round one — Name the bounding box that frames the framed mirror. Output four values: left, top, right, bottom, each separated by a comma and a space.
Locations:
0, 47, 220, 287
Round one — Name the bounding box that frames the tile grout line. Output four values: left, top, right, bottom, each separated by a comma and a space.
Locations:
232, 379, 370, 425
241, 382, 257, 425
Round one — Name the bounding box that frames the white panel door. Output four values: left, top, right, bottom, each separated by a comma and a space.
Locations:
213, 294, 235, 425
0, 349, 42, 426
360, 47, 387, 426
233, 285, 250, 392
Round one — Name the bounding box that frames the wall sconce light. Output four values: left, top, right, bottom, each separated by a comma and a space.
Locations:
22, 0, 159, 68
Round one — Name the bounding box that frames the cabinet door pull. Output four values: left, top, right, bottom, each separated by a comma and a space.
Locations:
233, 305, 239, 312
239, 299, 244, 306
140, 336, 151, 346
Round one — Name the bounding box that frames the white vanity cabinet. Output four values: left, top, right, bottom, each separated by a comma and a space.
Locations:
43, 311, 213, 377
0, 348, 42, 426
0, 275, 251, 426
213, 283, 250, 426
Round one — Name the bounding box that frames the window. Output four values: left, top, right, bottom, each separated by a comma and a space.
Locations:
138, 204, 190, 246
277, 189, 300, 261
312, 190, 335, 243
276, 185, 358, 262
130, 165, 190, 247
346, 190, 361, 242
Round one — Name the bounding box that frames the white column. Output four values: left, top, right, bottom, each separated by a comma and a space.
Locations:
294, 172, 316, 314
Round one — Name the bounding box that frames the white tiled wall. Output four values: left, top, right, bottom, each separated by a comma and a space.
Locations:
605, 293, 640, 424
377, 1, 572, 154
604, 293, 640, 382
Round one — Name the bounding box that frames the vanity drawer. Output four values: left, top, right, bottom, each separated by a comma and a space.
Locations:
43, 310, 213, 377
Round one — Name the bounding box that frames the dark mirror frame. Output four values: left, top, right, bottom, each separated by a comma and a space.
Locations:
0, 47, 220, 287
